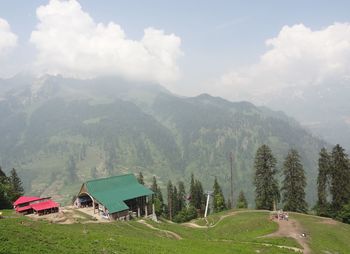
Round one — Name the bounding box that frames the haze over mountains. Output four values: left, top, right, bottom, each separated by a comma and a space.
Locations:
0, 75, 327, 205
266, 82, 350, 150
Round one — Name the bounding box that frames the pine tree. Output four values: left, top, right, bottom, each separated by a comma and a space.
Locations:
281, 149, 308, 213
236, 191, 248, 209
189, 173, 195, 207
137, 172, 145, 185
177, 181, 186, 211
254, 145, 280, 210
0, 183, 10, 209
151, 176, 158, 193
173, 186, 179, 216
188, 174, 205, 213
0, 167, 11, 209
150, 176, 164, 216
213, 177, 226, 212
330, 144, 350, 213
0, 166, 6, 181
167, 180, 174, 220
193, 179, 205, 211
9, 168, 24, 202
317, 148, 331, 216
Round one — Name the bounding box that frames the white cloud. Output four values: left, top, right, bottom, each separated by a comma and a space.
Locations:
217, 23, 350, 104
30, 0, 183, 83
0, 18, 17, 56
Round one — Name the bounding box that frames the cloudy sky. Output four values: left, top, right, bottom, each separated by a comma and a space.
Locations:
1, 0, 350, 104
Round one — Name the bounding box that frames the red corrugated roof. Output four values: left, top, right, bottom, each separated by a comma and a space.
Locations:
31, 200, 59, 211
15, 205, 32, 212
13, 196, 41, 206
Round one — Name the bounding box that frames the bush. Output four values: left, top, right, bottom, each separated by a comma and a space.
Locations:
338, 204, 350, 224
173, 206, 197, 223
314, 202, 332, 217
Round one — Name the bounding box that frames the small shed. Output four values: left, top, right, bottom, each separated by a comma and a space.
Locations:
75, 173, 153, 220
13, 196, 59, 215
31, 200, 59, 216
13, 196, 44, 214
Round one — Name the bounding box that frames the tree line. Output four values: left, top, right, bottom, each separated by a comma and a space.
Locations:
253, 145, 307, 212
137, 172, 247, 223
138, 143, 349, 224
316, 145, 350, 223
0, 167, 24, 209
253, 144, 350, 224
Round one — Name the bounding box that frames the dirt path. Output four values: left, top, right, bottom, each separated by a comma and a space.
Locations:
183, 210, 266, 229
138, 220, 183, 240
183, 210, 308, 253
263, 218, 311, 254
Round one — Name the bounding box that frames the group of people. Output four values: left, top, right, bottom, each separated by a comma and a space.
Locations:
271, 209, 289, 221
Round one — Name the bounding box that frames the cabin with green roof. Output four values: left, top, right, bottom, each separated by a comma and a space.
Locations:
74, 173, 153, 220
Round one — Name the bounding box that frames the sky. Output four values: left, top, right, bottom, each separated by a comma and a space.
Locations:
1, 0, 350, 104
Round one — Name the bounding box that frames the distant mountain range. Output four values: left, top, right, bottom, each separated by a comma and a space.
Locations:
266, 82, 350, 150
0, 75, 327, 205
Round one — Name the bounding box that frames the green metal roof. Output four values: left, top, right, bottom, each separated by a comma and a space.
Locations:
85, 173, 153, 214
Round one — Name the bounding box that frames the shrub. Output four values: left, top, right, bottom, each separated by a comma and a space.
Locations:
173, 206, 197, 223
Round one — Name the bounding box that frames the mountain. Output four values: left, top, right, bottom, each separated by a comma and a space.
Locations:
0, 75, 327, 205
267, 82, 350, 150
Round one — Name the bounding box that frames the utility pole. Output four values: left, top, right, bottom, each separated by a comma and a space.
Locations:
229, 152, 234, 209
204, 191, 213, 218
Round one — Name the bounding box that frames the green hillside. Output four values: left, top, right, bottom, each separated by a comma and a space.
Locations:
1, 209, 349, 254
0, 75, 327, 205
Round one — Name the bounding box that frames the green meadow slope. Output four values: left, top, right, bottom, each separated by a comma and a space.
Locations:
1, 209, 349, 254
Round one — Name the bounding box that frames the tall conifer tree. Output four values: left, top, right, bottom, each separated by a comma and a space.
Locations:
0, 167, 6, 180
330, 144, 350, 213
167, 180, 174, 220
0, 167, 11, 209
173, 186, 179, 216
151, 176, 164, 216
213, 177, 226, 212
317, 148, 331, 215
193, 179, 205, 211
281, 149, 308, 213
254, 144, 280, 210
137, 172, 145, 185
189, 173, 195, 207
9, 168, 24, 202
177, 181, 186, 211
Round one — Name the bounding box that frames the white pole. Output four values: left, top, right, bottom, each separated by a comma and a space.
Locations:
204, 192, 210, 218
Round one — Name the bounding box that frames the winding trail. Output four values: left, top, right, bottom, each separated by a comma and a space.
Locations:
262, 218, 311, 254
183, 210, 266, 228
183, 210, 309, 253
138, 220, 183, 240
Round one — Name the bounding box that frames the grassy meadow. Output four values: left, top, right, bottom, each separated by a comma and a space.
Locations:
0, 209, 349, 254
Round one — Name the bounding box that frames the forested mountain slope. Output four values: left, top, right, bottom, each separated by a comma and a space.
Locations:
0, 75, 327, 205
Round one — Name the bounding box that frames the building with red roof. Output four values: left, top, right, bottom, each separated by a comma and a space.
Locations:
31, 200, 59, 215
13, 196, 59, 215
13, 196, 42, 206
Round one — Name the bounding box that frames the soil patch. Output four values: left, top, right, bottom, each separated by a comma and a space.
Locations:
262, 218, 310, 254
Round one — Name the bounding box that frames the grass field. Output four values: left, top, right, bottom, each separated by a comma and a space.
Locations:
292, 213, 350, 254
1, 209, 349, 254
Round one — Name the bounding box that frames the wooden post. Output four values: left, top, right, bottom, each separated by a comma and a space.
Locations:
145, 205, 148, 217
137, 207, 140, 217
